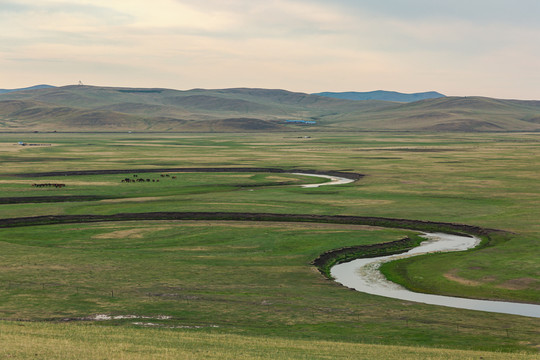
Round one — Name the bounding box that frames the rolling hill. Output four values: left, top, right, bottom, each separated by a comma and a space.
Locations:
0, 85, 538, 132
313, 90, 445, 102
0, 84, 55, 94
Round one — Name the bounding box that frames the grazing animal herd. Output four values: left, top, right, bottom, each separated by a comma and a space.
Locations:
121, 174, 177, 183
31, 183, 66, 188
121, 177, 157, 183
30, 174, 178, 188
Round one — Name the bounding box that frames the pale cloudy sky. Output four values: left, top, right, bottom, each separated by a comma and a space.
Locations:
1, 0, 539, 99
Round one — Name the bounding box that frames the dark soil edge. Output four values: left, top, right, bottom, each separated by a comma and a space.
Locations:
312, 235, 424, 279
6, 167, 362, 204
0, 195, 110, 204
0, 211, 506, 274
14, 167, 365, 180
0, 211, 501, 235
1, 168, 513, 301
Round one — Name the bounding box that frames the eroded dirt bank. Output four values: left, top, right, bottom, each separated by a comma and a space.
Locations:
0, 211, 502, 240
14, 167, 365, 180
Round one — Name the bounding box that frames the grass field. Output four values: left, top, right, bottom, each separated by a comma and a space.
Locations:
0, 131, 538, 357
2, 321, 537, 360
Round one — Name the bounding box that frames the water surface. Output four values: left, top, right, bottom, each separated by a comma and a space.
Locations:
331, 233, 540, 318
292, 173, 355, 187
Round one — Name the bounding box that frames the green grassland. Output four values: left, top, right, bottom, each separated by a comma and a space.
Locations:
0, 131, 539, 357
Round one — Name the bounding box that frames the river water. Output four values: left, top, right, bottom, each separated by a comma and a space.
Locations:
292, 173, 355, 188
331, 233, 540, 318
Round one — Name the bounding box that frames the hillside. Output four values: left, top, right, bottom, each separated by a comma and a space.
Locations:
0, 85, 391, 132
0, 84, 55, 94
0, 85, 539, 132
313, 90, 445, 102
331, 96, 540, 131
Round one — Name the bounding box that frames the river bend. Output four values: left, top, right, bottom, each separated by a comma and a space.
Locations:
331, 233, 540, 318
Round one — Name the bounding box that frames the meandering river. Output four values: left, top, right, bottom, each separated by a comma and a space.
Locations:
8, 168, 539, 318
292, 172, 355, 187
331, 233, 540, 318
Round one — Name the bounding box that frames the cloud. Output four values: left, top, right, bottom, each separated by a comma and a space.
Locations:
1, 0, 539, 98
332, 0, 540, 26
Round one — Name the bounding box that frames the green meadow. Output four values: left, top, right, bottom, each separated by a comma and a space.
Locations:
0, 132, 538, 357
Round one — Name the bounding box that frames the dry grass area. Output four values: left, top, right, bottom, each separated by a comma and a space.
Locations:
174, 220, 383, 231
202, 202, 286, 208
444, 269, 489, 287
1, 321, 536, 360
310, 198, 395, 206
92, 226, 171, 239
0, 143, 26, 152
264, 175, 301, 182
100, 196, 164, 203
498, 278, 540, 291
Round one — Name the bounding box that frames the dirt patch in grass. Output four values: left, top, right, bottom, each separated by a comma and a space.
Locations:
212, 174, 253, 178
0, 180, 42, 184
443, 269, 497, 287
100, 197, 163, 203
175, 220, 383, 231
264, 176, 300, 182
497, 277, 540, 290
0, 143, 25, 152
314, 199, 394, 206
444, 269, 482, 286
171, 246, 214, 251
202, 202, 286, 208
93, 226, 171, 239
0, 143, 54, 153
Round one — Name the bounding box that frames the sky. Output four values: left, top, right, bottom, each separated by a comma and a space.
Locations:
1, 0, 539, 99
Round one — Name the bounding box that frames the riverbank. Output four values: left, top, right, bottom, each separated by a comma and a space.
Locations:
312, 235, 424, 278
0, 210, 526, 308
331, 233, 540, 318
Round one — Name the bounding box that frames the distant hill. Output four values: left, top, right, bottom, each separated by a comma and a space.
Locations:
0, 85, 55, 94
332, 96, 540, 131
313, 90, 445, 102
0, 85, 538, 132
0, 85, 389, 132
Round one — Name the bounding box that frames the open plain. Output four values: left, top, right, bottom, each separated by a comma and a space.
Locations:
0, 131, 539, 359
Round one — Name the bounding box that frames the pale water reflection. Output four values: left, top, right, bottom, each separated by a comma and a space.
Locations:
331, 233, 540, 318
292, 173, 355, 188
